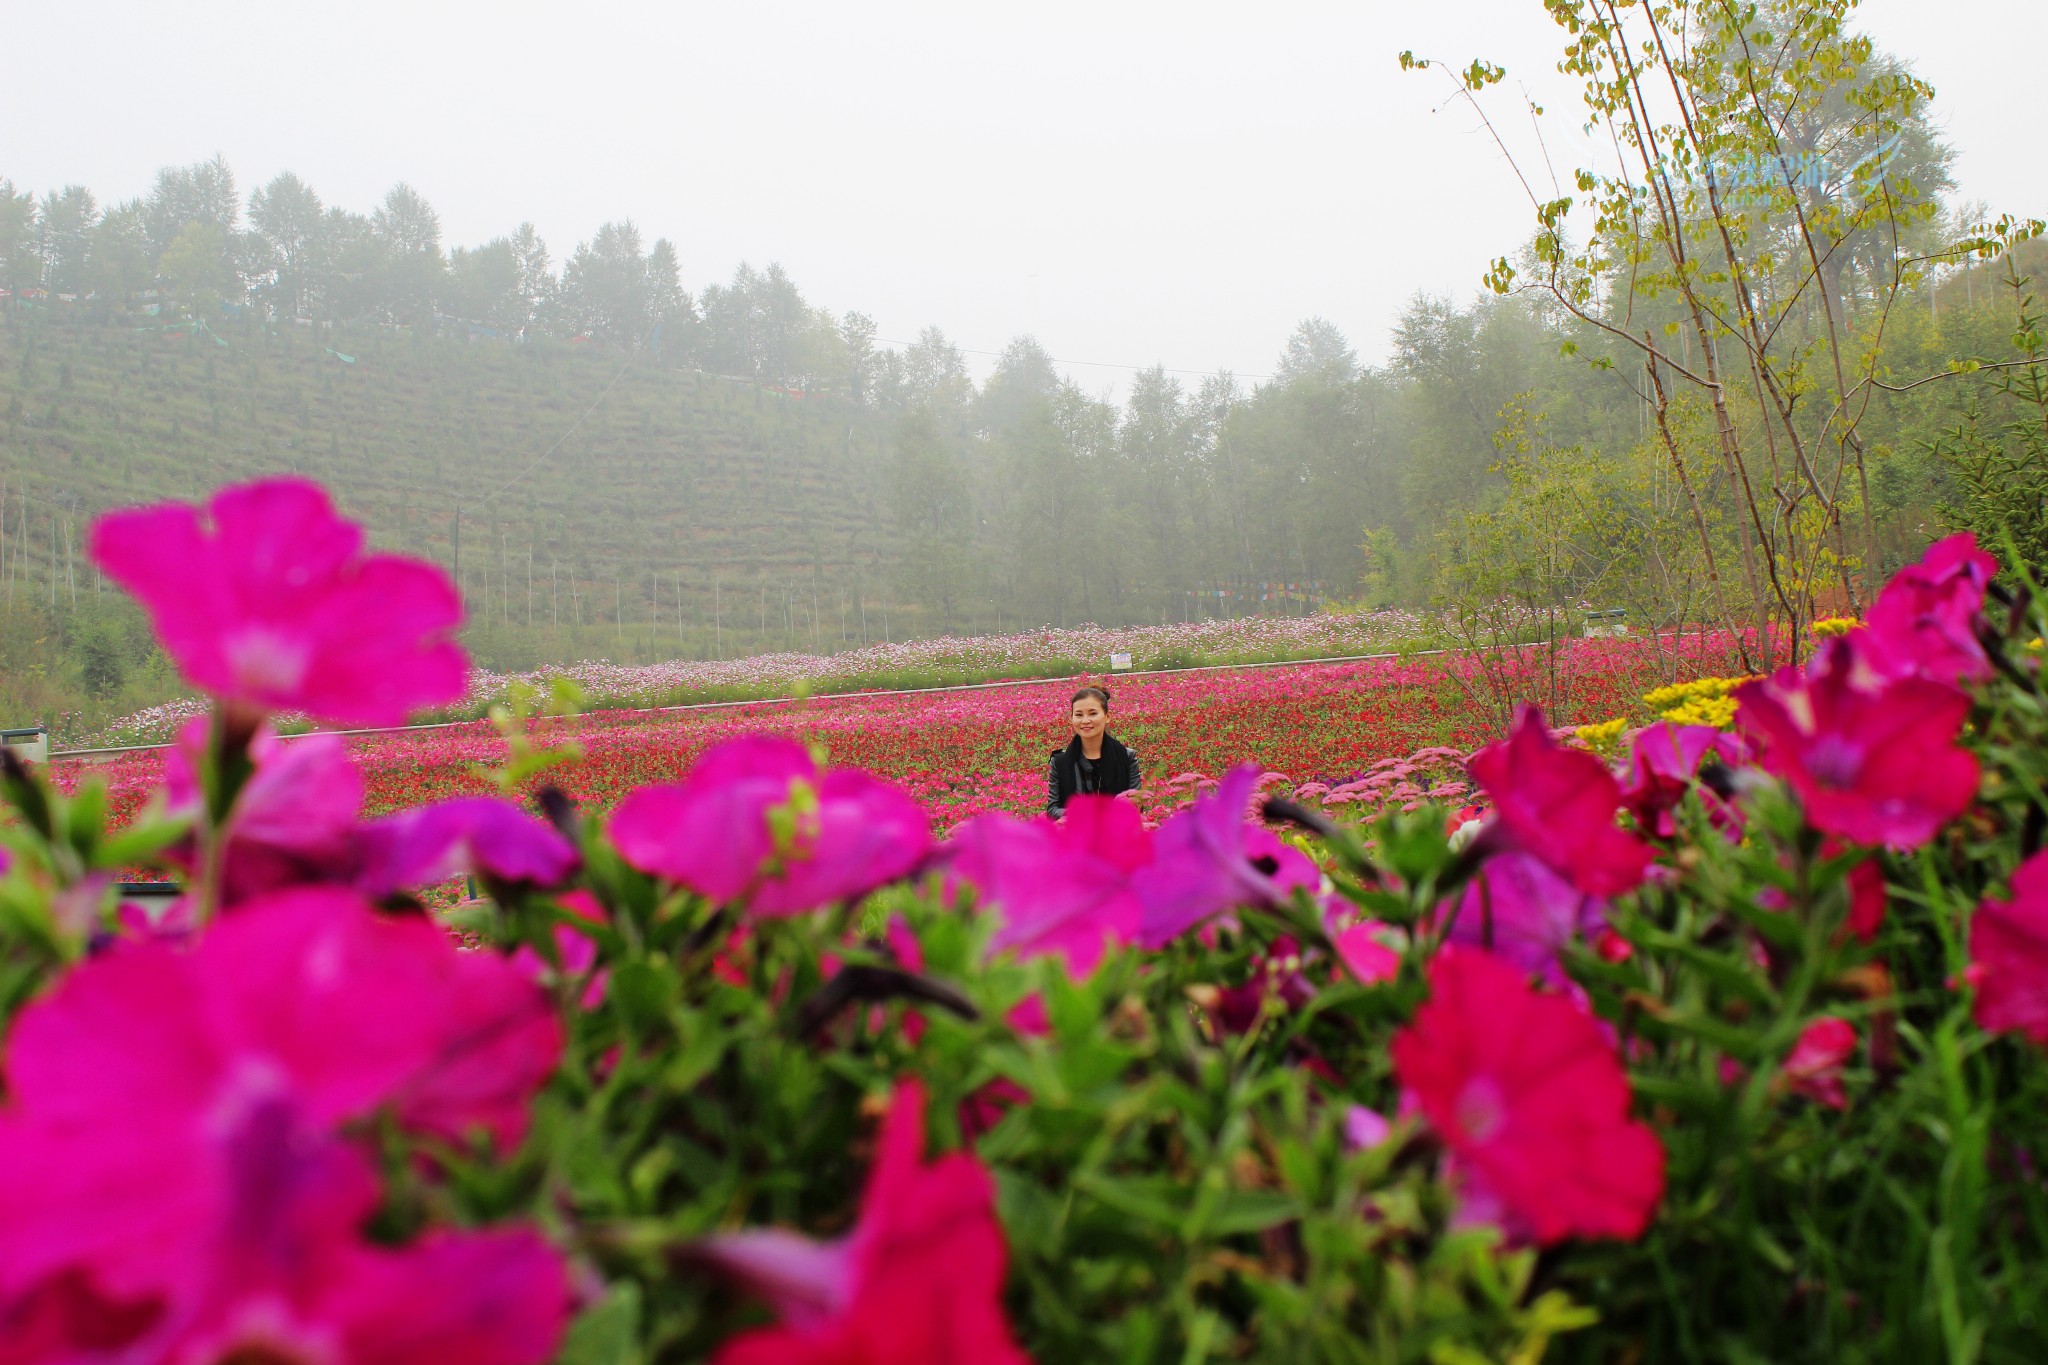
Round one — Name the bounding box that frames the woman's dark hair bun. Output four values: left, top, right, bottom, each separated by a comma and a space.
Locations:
1069, 685, 1112, 709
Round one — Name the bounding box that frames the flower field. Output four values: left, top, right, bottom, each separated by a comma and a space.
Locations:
65, 609, 1439, 749
61, 632, 1743, 838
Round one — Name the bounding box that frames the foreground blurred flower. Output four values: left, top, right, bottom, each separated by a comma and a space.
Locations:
703, 1080, 1030, 1365
164, 716, 364, 908
89, 477, 466, 726
1390, 948, 1665, 1245
946, 795, 1149, 975
1859, 531, 1998, 687
1440, 851, 1604, 988
1779, 1018, 1857, 1110
1334, 920, 1402, 986
355, 796, 582, 900
1135, 765, 1319, 948
610, 736, 932, 916
1967, 850, 2048, 1045
162, 718, 577, 910
0, 888, 567, 1359
1469, 708, 1650, 897
511, 890, 611, 1010
1622, 721, 1742, 840
1734, 637, 1978, 851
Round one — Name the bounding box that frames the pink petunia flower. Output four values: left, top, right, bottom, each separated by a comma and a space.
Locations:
609, 736, 932, 917
1390, 948, 1665, 1245
1967, 850, 2048, 1044
1134, 765, 1320, 948
0, 888, 568, 1358
1334, 921, 1403, 986
1859, 531, 1999, 687
89, 478, 467, 726
1468, 708, 1651, 897
510, 891, 611, 1011
163, 716, 365, 909
1622, 721, 1743, 841
703, 1081, 1030, 1365
1734, 637, 1978, 851
161, 718, 577, 910
945, 795, 1150, 976
1780, 1017, 1857, 1110
1343, 1105, 1392, 1150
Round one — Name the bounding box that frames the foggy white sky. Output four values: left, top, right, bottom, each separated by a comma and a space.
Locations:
3, 0, 2039, 392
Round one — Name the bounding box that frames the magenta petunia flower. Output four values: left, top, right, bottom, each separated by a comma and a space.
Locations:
164, 715, 366, 908
1334, 920, 1402, 986
511, 890, 611, 1010
1134, 765, 1320, 948
89, 478, 467, 726
609, 736, 933, 917
1440, 850, 1606, 988
1622, 721, 1743, 841
1967, 850, 2048, 1045
1391, 948, 1665, 1245
702, 1080, 1031, 1365
354, 795, 582, 898
0, 888, 567, 1357
946, 795, 1150, 976
1780, 1017, 1857, 1110
1734, 637, 1978, 851
1859, 531, 1999, 686
1468, 709, 1651, 898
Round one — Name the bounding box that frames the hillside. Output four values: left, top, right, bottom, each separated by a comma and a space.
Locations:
0, 308, 909, 668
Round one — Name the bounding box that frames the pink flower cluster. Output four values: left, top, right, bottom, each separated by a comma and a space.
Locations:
1734, 534, 1991, 851
0, 889, 568, 1360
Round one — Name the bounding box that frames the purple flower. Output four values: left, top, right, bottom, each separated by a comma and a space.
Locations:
1440, 850, 1606, 988
1135, 765, 1320, 949
355, 797, 581, 898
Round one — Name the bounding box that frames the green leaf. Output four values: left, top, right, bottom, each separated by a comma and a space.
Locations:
557, 1281, 642, 1365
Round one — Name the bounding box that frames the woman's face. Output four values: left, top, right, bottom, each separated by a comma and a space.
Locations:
1070, 697, 1107, 742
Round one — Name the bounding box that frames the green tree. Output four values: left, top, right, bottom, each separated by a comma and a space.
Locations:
143, 155, 238, 259
158, 222, 236, 314
887, 407, 976, 629
247, 171, 326, 318
0, 181, 37, 294
1407, 1, 2039, 661
35, 186, 97, 295
85, 200, 154, 305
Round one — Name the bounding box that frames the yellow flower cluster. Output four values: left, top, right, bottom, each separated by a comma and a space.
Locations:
1811, 616, 1860, 639
1572, 717, 1630, 754
1642, 675, 1760, 731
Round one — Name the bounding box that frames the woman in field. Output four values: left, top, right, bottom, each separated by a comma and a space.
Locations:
1045, 685, 1141, 818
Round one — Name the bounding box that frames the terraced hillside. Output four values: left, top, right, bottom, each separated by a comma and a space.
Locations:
0, 309, 906, 666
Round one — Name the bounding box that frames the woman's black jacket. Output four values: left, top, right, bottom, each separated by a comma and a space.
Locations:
1045, 733, 1142, 817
